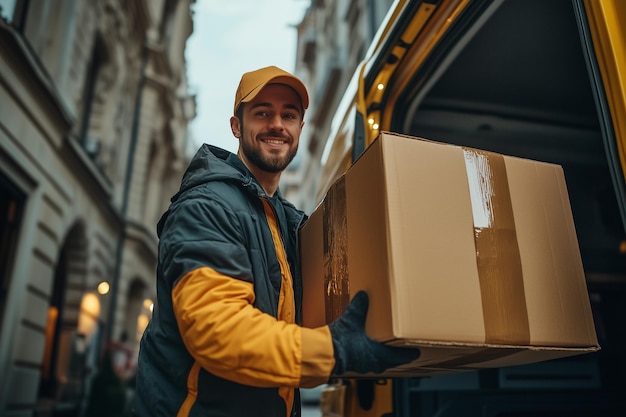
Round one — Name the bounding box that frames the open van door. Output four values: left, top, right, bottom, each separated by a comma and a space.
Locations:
580, 0, 626, 230
318, 0, 626, 415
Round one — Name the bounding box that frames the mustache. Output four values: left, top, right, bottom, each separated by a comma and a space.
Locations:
258, 132, 291, 141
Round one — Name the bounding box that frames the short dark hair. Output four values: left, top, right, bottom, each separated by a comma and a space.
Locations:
236, 105, 245, 133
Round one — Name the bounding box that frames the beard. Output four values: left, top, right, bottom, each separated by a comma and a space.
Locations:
240, 136, 298, 173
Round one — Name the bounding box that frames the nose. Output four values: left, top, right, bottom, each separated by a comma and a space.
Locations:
268, 114, 284, 130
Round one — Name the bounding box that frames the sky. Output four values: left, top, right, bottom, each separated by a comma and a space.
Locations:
185, 0, 310, 154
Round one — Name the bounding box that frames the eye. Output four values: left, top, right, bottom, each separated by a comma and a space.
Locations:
283, 112, 298, 120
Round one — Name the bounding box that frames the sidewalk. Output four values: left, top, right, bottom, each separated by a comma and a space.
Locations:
302, 404, 322, 417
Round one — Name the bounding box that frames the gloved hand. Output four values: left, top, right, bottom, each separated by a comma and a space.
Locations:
329, 291, 420, 375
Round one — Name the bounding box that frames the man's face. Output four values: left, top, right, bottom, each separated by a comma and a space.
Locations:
233, 84, 304, 173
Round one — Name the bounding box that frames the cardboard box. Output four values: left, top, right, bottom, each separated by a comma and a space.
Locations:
301, 132, 599, 377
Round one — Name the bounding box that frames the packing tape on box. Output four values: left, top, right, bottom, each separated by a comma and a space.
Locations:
463, 148, 530, 345
409, 347, 527, 372
323, 176, 350, 323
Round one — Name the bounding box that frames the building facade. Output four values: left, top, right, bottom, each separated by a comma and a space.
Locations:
0, 1, 195, 415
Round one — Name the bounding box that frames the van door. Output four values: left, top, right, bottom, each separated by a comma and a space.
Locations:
350, 0, 626, 415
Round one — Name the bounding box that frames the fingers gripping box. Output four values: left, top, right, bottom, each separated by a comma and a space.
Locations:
300, 132, 599, 377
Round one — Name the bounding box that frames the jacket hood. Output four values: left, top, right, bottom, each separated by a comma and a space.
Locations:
174, 144, 252, 201
156, 144, 256, 237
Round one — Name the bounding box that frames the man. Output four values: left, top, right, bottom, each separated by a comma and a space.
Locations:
133, 66, 419, 417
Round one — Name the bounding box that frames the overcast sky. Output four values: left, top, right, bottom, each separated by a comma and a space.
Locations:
186, 1, 310, 154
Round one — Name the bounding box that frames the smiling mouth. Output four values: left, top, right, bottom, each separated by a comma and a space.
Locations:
261, 138, 288, 145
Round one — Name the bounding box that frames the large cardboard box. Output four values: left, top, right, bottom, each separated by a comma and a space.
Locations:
301, 132, 599, 377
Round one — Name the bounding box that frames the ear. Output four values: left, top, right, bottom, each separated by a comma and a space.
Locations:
230, 116, 241, 138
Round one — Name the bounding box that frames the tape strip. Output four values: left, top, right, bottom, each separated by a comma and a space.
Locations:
420, 347, 526, 370
323, 176, 350, 323
464, 149, 530, 345
393, 347, 527, 375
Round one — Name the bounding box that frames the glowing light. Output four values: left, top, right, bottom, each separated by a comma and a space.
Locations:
377, 83, 384, 90
143, 298, 154, 311
620, 240, 626, 254
97, 281, 110, 295
372, 123, 379, 130
78, 293, 101, 339
368, 118, 374, 125
82, 293, 100, 313
137, 314, 150, 342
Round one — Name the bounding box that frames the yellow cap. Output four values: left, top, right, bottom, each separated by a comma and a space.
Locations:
233, 66, 309, 115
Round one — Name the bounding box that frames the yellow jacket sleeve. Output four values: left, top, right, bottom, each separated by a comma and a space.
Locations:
172, 266, 335, 388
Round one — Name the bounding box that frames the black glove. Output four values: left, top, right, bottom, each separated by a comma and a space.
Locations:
329, 291, 420, 375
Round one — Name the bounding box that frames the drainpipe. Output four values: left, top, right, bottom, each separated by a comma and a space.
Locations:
369, 0, 377, 41
106, 44, 149, 343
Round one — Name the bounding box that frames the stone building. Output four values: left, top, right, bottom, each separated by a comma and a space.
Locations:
0, 1, 195, 415
282, 0, 394, 212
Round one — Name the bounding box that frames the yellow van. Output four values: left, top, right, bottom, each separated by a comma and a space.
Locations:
316, 0, 625, 415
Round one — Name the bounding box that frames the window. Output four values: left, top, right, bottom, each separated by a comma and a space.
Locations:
79, 39, 104, 158
0, 0, 28, 30
0, 172, 25, 335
